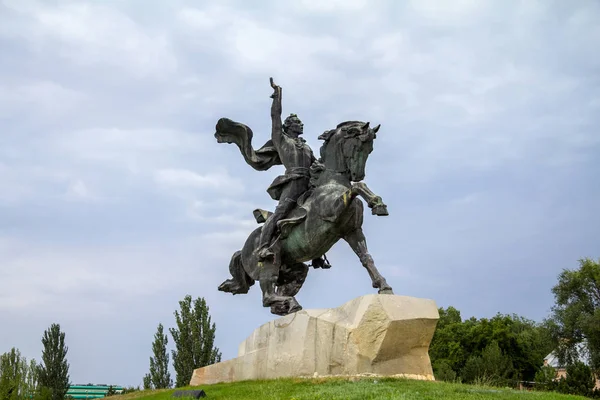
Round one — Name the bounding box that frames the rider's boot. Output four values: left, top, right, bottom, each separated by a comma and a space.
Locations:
257, 211, 281, 261
258, 197, 295, 261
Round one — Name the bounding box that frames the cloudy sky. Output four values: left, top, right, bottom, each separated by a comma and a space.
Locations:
1, 0, 599, 388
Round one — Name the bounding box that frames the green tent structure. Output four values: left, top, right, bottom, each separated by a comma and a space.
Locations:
66, 385, 124, 399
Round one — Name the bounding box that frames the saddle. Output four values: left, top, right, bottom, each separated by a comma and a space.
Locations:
252, 191, 331, 269
252, 190, 312, 239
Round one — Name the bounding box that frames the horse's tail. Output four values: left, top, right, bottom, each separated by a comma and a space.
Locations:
217, 250, 255, 295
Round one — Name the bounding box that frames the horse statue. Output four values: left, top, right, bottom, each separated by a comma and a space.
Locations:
215, 79, 393, 316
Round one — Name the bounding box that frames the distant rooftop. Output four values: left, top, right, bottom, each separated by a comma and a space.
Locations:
544, 342, 590, 368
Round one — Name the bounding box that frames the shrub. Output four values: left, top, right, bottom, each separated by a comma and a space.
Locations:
433, 360, 457, 382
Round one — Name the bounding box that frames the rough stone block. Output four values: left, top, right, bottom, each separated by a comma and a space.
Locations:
190, 294, 439, 385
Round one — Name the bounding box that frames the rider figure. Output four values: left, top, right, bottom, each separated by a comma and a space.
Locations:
257, 80, 318, 263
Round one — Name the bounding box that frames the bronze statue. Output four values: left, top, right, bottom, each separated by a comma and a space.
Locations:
215, 78, 392, 315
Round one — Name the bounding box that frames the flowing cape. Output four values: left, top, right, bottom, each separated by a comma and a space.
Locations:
214, 118, 281, 171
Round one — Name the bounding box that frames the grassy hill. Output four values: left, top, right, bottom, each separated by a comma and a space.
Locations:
118, 377, 588, 400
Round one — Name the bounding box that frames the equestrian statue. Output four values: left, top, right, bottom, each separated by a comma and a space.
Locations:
215, 78, 393, 315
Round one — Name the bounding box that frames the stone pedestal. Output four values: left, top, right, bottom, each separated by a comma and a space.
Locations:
190, 294, 439, 385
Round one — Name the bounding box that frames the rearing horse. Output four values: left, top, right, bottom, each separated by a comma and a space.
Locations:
218, 120, 394, 315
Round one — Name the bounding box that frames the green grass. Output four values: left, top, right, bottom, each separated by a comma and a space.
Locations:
119, 377, 588, 400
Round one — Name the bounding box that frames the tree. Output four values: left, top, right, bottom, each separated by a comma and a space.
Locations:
561, 362, 596, 397
429, 307, 554, 386
547, 258, 600, 374
0, 348, 26, 400
461, 341, 515, 386
25, 359, 39, 398
38, 324, 70, 400
534, 365, 558, 391
432, 360, 456, 382
105, 386, 116, 397
0, 349, 39, 400
147, 323, 172, 389
142, 375, 151, 391
170, 295, 222, 387
120, 386, 140, 395
429, 307, 467, 375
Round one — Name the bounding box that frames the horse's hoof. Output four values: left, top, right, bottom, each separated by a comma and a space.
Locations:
270, 304, 289, 316
378, 288, 394, 295
372, 204, 389, 216
270, 298, 303, 315
218, 279, 249, 295
218, 280, 234, 292
288, 300, 303, 314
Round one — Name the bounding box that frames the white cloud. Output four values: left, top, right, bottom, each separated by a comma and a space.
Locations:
52, 128, 210, 175
0, 237, 223, 314
295, 0, 369, 13
2, 1, 178, 78
0, 81, 85, 119
154, 168, 243, 195
177, 7, 222, 30
0, 164, 34, 204
64, 179, 97, 202
0, 163, 75, 204
407, 0, 490, 26
177, 5, 349, 82
231, 26, 342, 77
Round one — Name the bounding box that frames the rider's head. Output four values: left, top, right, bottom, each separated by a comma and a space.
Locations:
283, 114, 304, 138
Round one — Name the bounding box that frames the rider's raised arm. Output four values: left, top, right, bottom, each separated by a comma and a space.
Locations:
270, 77, 283, 149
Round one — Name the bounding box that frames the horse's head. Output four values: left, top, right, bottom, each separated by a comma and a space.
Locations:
318, 121, 380, 182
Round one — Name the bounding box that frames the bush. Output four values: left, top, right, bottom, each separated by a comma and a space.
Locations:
33, 387, 52, 400
433, 360, 457, 382
120, 387, 139, 395
534, 365, 557, 391
560, 362, 596, 397
105, 386, 116, 397
460, 342, 514, 387
461, 355, 484, 384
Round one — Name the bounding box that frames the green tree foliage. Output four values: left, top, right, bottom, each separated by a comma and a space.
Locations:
429, 307, 467, 375
0, 348, 39, 400
561, 362, 596, 397
547, 257, 600, 374
120, 386, 140, 395
541, 361, 600, 398
534, 365, 558, 391
38, 324, 70, 400
0, 348, 26, 400
25, 359, 38, 397
105, 386, 116, 397
430, 307, 554, 386
170, 295, 222, 387
147, 323, 172, 389
461, 341, 514, 386
432, 360, 456, 382
142, 375, 152, 391
33, 387, 52, 400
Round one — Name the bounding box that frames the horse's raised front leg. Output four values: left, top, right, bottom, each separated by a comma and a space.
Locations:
351, 182, 388, 216
344, 228, 393, 294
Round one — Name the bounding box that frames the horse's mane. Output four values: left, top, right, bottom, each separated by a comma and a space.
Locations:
310, 121, 371, 188
336, 120, 364, 129
318, 121, 367, 143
